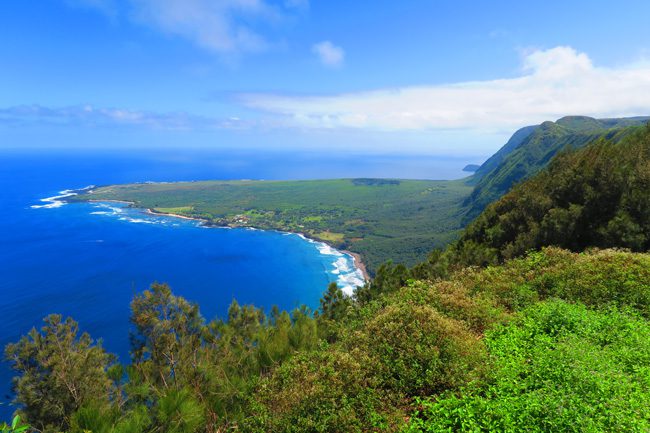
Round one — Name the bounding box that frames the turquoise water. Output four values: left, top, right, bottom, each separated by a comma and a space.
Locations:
0, 149, 473, 417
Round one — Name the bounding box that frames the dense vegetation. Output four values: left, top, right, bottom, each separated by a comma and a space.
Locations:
5, 248, 650, 432
454, 122, 650, 265
5, 120, 650, 431
72, 178, 472, 273
464, 116, 649, 220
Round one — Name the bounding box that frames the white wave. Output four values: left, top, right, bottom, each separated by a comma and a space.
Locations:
31, 185, 95, 209
31, 191, 77, 208
336, 269, 366, 296
316, 242, 344, 257
118, 217, 155, 224
89, 203, 126, 218
330, 254, 365, 296
296, 237, 366, 295
283, 233, 366, 295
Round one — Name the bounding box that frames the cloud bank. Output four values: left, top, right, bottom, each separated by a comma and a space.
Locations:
240, 46, 650, 130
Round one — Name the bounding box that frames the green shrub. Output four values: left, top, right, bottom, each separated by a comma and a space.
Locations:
246, 348, 397, 433
454, 248, 650, 316
358, 303, 486, 396
406, 300, 650, 432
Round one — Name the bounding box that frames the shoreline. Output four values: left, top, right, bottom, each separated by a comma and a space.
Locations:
81, 198, 370, 285
342, 250, 370, 282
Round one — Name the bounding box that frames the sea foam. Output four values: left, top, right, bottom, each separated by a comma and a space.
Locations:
31, 186, 95, 209
295, 235, 366, 296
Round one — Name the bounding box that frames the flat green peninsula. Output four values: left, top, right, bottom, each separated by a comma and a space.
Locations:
73, 178, 472, 273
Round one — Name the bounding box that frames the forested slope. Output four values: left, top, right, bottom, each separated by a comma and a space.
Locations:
464, 116, 649, 219
455, 122, 650, 264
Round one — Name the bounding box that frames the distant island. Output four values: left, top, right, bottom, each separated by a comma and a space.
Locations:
462, 164, 480, 172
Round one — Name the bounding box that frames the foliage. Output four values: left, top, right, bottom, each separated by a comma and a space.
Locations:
357, 302, 485, 396
456, 123, 650, 264
5, 247, 650, 432
4, 315, 114, 433
0, 417, 29, 433
406, 301, 650, 432
246, 348, 394, 433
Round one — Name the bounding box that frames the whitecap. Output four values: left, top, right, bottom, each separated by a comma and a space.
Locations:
31, 185, 95, 209
301, 237, 366, 296
316, 243, 344, 257
118, 217, 155, 224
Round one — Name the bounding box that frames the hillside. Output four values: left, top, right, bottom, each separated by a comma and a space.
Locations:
452, 122, 650, 265
71, 178, 472, 273
464, 116, 650, 219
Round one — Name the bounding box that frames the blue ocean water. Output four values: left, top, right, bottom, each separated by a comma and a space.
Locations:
0, 149, 475, 417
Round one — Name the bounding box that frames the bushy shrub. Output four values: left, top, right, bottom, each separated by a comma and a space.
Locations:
450, 248, 650, 316
358, 303, 486, 396
406, 300, 650, 432
246, 348, 397, 433
395, 278, 507, 333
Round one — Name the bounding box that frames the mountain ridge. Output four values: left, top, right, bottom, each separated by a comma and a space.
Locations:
463, 115, 650, 220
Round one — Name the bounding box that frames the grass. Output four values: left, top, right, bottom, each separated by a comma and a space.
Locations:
153, 206, 194, 214
72, 178, 472, 273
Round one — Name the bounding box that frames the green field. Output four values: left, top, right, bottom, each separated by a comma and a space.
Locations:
73, 178, 472, 273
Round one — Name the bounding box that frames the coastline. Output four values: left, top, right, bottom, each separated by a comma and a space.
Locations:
79, 197, 370, 286
342, 250, 370, 282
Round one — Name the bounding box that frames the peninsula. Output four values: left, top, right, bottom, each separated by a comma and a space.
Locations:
70, 178, 472, 274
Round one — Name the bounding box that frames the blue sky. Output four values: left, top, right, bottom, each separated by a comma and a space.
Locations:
2, 0, 650, 156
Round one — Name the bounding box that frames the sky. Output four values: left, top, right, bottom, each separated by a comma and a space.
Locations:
1, 0, 650, 157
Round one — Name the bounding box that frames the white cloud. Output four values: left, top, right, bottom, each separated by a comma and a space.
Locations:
240, 46, 650, 130
312, 41, 345, 68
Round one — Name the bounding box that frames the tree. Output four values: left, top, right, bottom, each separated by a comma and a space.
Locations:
4, 315, 113, 432
129, 283, 203, 392
319, 283, 351, 322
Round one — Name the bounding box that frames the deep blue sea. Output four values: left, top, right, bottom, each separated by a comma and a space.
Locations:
0, 148, 474, 418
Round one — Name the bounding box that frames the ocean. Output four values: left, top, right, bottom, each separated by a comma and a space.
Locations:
0, 148, 475, 418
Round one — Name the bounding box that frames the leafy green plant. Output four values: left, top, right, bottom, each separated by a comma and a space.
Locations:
406, 301, 650, 432
0, 416, 29, 433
